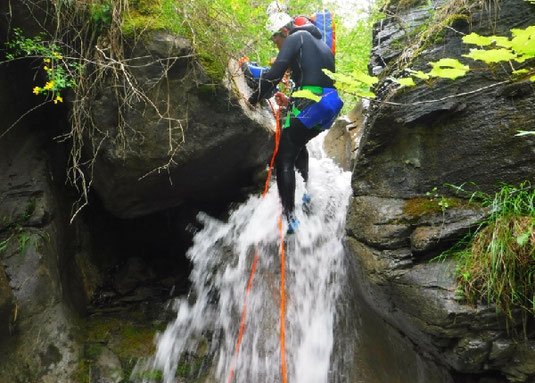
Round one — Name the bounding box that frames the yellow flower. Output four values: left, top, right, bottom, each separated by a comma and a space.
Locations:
44, 81, 54, 90
43, 65, 48, 71
54, 95, 63, 104
44, 58, 51, 63
53, 52, 62, 59
33, 86, 41, 95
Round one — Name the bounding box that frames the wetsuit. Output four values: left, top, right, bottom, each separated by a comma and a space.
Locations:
248, 24, 342, 220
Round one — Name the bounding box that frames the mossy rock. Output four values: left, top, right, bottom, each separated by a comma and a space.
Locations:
403, 196, 465, 218
72, 310, 167, 382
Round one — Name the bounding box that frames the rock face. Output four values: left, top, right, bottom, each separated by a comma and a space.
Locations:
0, 3, 278, 381
346, 0, 535, 381
0, 115, 81, 382
90, 31, 275, 218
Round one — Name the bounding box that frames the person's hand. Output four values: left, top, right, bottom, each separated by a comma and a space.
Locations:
274, 92, 288, 107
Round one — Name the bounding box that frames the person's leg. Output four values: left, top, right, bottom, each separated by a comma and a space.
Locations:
275, 130, 300, 220
275, 118, 320, 219
294, 146, 309, 184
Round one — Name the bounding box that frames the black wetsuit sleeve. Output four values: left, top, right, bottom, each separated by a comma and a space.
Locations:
248, 35, 302, 105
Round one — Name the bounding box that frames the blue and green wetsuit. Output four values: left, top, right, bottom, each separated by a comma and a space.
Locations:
248, 23, 343, 220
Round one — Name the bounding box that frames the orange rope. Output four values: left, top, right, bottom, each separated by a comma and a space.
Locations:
227, 99, 284, 383
264, 101, 281, 196
227, 252, 258, 383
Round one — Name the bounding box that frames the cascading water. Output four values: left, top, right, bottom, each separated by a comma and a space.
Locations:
137, 134, 352, 383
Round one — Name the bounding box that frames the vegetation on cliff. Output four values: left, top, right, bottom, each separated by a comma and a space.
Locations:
442, 183, 535, 325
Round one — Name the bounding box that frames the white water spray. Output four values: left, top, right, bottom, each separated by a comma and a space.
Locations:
138, 134, 352, 383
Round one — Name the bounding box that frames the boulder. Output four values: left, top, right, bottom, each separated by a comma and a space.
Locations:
90, 31, 276, 218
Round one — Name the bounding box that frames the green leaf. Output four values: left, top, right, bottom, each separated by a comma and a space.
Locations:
515, 130, 535, 136
512, 69, 529, 75
395, 77, 416, 87
429, 58, 467, 70
463, 48, 518, 63
292, 89, 321, 102
427, 59, 469, 80
493, 36, 513, 49
409, 70, 430, 80
351, 70, 379, 87
462, 33, 493, 46
354, 90, 376, 98
517, 231, 530, 247
510, 26, 535, 56
428, 67, 468, 80
530, 75, 535, 82
322, 69, 377, 98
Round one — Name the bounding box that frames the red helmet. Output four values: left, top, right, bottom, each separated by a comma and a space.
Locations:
293, 15, 312, 27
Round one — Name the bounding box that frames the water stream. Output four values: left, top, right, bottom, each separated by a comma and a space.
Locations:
138, 135, 352, 383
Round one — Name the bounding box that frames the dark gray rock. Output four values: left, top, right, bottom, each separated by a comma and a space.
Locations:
114, 257, 156, 295
0, 69, 82, 381
90, 347, 123, 383
0, 263, 15, 337
356, 0, 535, 199
90, 32, 276, 218
346, 196, 412, 250
347, 0, 535, 381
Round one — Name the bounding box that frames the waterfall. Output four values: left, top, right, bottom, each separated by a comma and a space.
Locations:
137, 134, 352, 383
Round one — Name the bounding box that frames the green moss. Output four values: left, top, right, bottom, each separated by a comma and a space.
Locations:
113, 323, 158, 359
130, 0, 161, 15
403, 196, 464, 217
71, 310, 167, 382
122, 10, 166, 37
84, 342, 105, 360
197, 83, 218, 100
72, 358, 90, 383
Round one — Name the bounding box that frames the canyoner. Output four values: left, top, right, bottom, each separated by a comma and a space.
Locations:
245, 5, 343, 234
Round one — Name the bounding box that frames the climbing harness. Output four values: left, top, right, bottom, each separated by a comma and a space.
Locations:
227, 99, 288, 383
285, 86, 343, 131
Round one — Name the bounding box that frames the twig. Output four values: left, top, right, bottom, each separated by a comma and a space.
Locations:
0, 100, 52, 140
368, 80, 510, 107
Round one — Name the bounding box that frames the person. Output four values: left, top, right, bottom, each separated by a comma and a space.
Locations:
247, 12, 343, 234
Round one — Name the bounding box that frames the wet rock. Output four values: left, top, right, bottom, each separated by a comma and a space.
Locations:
445, 337, 492, 372
90, 347, 123, 383
0, 109, 81, 381
489, 338, 516, 366
501, 343, 535, 382
346, 196, 412, 250
90, 32, 275, 219
347, 0, 535, 380
410, 208, 487, 253
355, 0, 535, 200
0, 263, 15, 337
114, 257, 156, 295
323, 118, 353, 171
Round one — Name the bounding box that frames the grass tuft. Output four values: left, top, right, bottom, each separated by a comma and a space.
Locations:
451, 182, 535, 321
